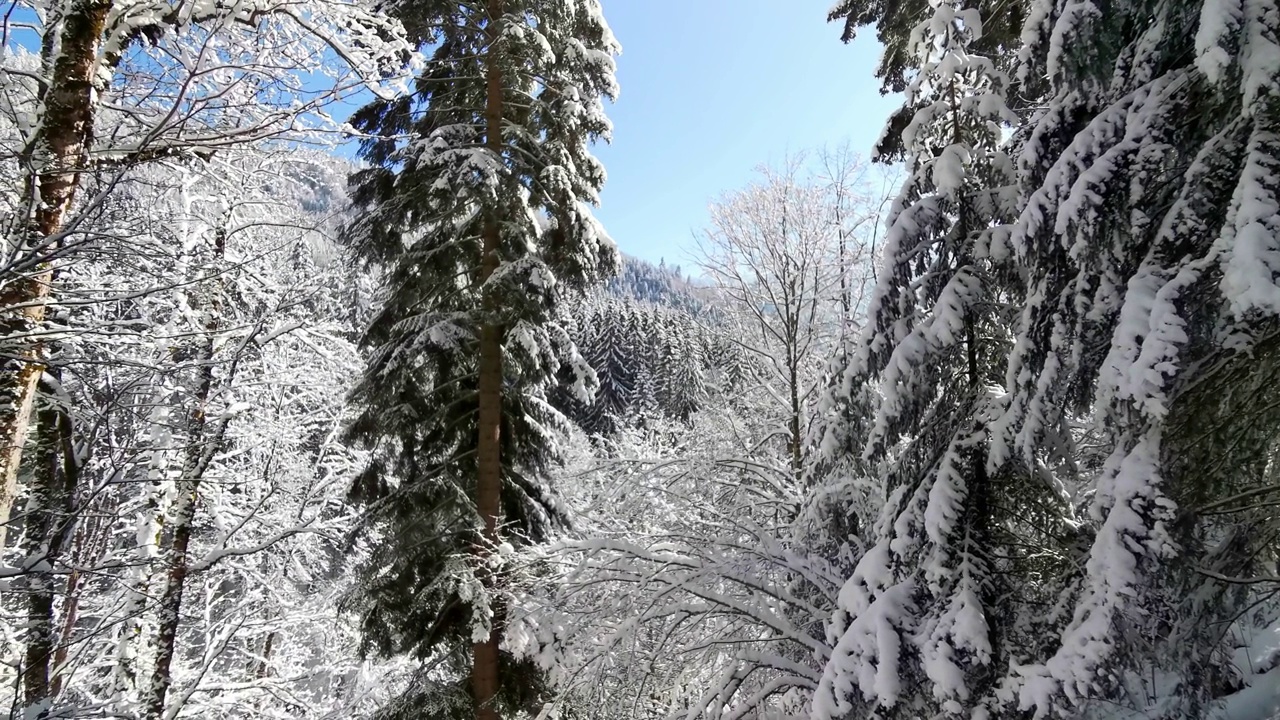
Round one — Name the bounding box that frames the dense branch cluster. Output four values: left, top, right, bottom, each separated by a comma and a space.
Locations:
0, 0, 1277, 719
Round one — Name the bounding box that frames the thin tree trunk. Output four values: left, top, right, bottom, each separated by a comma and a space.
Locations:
54, 441, 104, 698
111, 401, 175, 704
789, 358, 803, 488
19, 398, 68, 718
473, 2, 506, 718
255, 632, 276, 679
142, 334, 218, 720
839, 230, 850, 323
143, 478, 198, 720
143, 221, 228, 720
49, 567, 80, 697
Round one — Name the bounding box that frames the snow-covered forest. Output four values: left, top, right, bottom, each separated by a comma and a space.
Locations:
0, 0, 1277, 718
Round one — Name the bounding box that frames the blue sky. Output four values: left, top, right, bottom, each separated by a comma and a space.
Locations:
593, 1, 899, 268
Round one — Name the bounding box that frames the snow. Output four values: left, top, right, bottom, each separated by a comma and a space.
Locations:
1240, 0, 1280, 115
1220, 128, 1280, 315
813, 582, 917, 718
1016, 436, 1177, 716
932, 144, 972, 196
1196, 0, 1245, 83
1212, 665, 1280, 720
1047, 0, 1103, 81
8, 0, 1280, 715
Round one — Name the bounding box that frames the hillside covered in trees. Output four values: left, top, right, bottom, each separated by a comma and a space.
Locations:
0, 1, 1278, 719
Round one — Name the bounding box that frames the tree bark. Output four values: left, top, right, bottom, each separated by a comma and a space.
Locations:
142, 334, 218, 720
19, 395, 72, 718
472, 2, 506, 719
0, 0, 112, 551
143, 477, 198, 720
49, 567, 81, 698
788, 354, 803, 488
143, 222, 228, 719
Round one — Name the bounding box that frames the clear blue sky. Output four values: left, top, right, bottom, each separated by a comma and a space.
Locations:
593, 1, 900, 268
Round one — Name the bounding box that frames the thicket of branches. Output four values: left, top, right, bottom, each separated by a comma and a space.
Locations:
0, 0, 1277, 719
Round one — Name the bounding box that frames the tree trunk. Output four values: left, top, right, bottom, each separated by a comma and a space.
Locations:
788, 357, 803, 488
142, 336, 218, 720
143, 215, 228, 718
144, 477, 198, 720
19, 395, 72, 718
50, 567, 81, 698
110, 401, 174, 704
473, 320, 504, 720
473, 2, 505, 719
0, 0, 112, 550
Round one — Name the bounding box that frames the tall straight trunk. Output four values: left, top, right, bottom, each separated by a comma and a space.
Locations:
20, 394, 73, 718
50, 567, 82, 697
0, 0, 113, 550
143, 223, 228, 719
472, 2, 505, 719
110, 401, 174, 705
53, 485, 107, 697
788, 355, 803, 488
839, 229, 850, 324
143, 476, 198, 720
142, 334, 218, 720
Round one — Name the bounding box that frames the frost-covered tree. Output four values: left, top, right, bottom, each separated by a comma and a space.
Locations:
984, 0, 1280, 714
574, 299, 643, 434
525, 159, 886, 715
606, 254, 709, 319
828, 0, 1035, 159
539, 396, 839, 720
813, 0, 1035, 716
0, 145, 388, 718
0, 0, 412, 549
821, 0, 1280, 714
340, 2, 619, 718
697, 153, 878, 489
652, 313, 707, 421
560, 297, 714, 435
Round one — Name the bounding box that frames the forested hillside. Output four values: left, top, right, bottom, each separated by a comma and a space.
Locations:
607, 255, 708, 316
0, 1, 1276, 720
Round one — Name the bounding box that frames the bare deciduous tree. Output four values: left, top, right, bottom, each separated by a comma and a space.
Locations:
0, 0, 412, 549
696, 149, 887, 490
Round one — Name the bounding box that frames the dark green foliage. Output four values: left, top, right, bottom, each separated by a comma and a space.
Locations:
827, 0, 1037, 160
340, 0, 618, 714
554, 297, 724, 436
923, 0, 1280, 712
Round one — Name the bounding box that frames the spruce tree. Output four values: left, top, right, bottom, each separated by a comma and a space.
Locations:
341, 2, 618, 718
814, 0, 1042, 716
578, 299, 640, 435
987, 0, 1280, 714
623, 304, 663, 423
654, 310, 707, 421
559, 296, 712, 435
827, 0, 1034, 160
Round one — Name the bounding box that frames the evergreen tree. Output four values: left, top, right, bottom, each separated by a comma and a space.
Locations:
561, 296, 713, 436
607, 254, 708, 318
623, 304, 663, 422
653, 310, 707, 421
341, 2, 619, 718
828, 0, 1034, 161
987, 0, 1280, 714
578, 299, 641, 435
814, 0, 1037, 716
